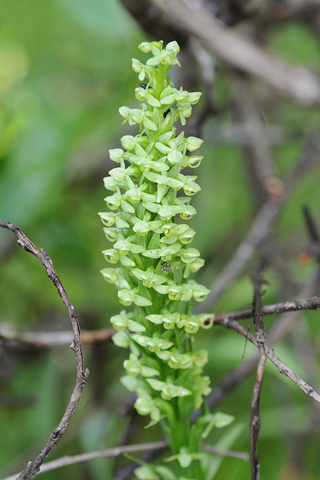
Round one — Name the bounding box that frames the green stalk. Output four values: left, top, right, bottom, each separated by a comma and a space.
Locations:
155, 63, 165, 99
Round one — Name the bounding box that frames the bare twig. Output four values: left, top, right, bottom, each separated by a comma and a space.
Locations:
1, 440, 250, 480
208, 267, 320, 410
120, 0, 188, 46
250, 351, 266, 480
302, 205, 320, 262
196, 200, 280, 312
285, 127, 320, 191
215, 296, 320, 323
196, 124, 320, 312
162, 0, 320, 105
215, 315, 320, 405
2, 296, 320, 349
1, 442, 168, 480
251, 273, 266, 342
0, 327, 114, 349
186, 37, 221, 137
303, 205, 320, 244
229, 71, 281, 206
231, 72, 273, 184
209, 124, 302, 146
250, 273, 267, 480
0, 222, 89, 480
201, 444, 249, 461
266, 268, 320, 346
189, 37, 216, 111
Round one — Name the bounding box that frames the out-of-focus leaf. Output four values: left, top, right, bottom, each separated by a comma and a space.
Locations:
56, 0, 136, 38
203, 423, 246, 479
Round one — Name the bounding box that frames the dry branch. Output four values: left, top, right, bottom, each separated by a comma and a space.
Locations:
0, 327, 114, 349
1, 442, 168, 480
120, 0, 188, 46
208, 267, 320, 410
216, 315, 320, 405
250, 352, 266, 480
201, 445, 249, 462
0, 222, 89, 480
2, 295, 320, 351
250, 273, 267, 480
196, 200, 280, 312
302, 205, 320, 262
1, 440, 249, 480
230, 71, 278, 206
197, 124, 320, 311
216, 296, 320, 322
1, 295, 320, 350
162, 0, 320, 105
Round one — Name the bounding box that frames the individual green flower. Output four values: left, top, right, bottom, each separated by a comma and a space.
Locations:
118, 288, 152, 307
134, 388, 161, 423
124, 354, 160, 377
134, 464, 177, 480
132, 334, 174, 352
111, 310, 146, 333
131, 267, 167, 288
146, 378, 192, 400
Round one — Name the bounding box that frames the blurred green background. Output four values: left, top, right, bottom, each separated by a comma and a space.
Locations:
1, 1, 320, 479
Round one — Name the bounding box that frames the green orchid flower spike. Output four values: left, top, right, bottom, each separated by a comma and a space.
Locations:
99, 40, 228, 479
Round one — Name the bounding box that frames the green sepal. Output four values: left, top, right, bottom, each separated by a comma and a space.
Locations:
146, 379, 192, 400
112, 330, 130, 348
197, 412, 234, 439
121, 374, 139, 391
132, 334, 173, 352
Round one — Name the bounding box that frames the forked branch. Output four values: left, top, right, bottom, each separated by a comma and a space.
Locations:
0, 222, 89, 480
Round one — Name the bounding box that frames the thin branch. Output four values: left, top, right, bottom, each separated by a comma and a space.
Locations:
285, 127, 320, 191
250, 273, 267, 480
2, 440, 249, 480
302, 205, 320, 262
231, 72, 274, 184
0, 222, 89, 480
196, 200, 280, 313
251, 273, 267, 341
215, 296, 320, 323
1, 440, 250, 480
2, 296, 320, 349
0, 327, 114, 349
120, 0, 188, 46
196, 124, 320, 312
229, 71, 281, 207
216, 315, 320, 405
1, 442, 168, 480
201, 444, 249, 462
207, 267, 320, 410
303, 205, 320, 244
189, 37, 216, 111
250, 352, 266, 480
266, 269, 320, 347
162, 0, 320, 105
186, 37, 222, 137
207, 124, 302, 146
